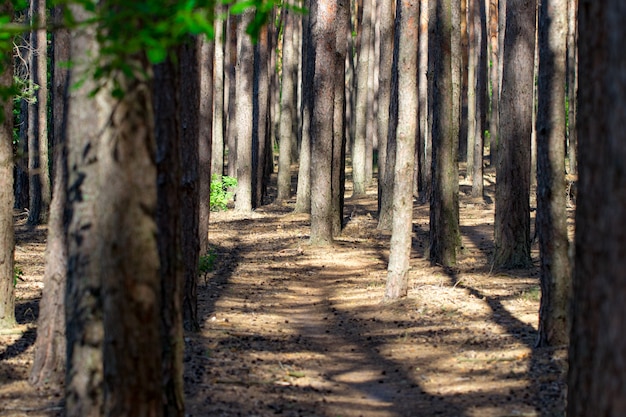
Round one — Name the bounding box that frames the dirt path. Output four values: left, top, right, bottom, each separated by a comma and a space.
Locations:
1, 176, 569, 417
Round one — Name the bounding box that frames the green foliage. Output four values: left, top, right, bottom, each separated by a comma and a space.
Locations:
13, 266, 23, 287
198, 248, 217, 284
210, 174, 237, 211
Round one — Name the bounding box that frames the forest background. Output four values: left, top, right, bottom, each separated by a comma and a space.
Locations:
0, 0, 624, 416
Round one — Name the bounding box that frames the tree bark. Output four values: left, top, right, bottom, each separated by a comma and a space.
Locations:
252, 26, 271, 209
30, 5, 69, 386
418, 0, 431, 201
309, 0, 336, 245
487, 0, 499, 165
429, 0, 460, 267
234, 12, 254, 212
352, 0, 373, 196
568, 1, 626, 414
566, 0, 577, 176
212, 8, 226, 180
385, 0, 419, 300
494, 0, 535, 269
0, 2, 15, 329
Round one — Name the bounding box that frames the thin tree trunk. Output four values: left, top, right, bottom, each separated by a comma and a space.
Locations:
212, 10, 225, 180
385, 0, 419, 300
0, 2, 15, 329
536, 0, 569, 348
566, 0, 577, 176
30, 5, 69, 385
418, 0, 430, 200
487, 0, 499, 165
226, 15, 238, 179
199, 36, 214, 255
234, 12, 254, 212
252, 26, 270, 208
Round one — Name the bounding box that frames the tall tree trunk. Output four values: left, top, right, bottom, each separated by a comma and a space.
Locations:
252, 26, 270, 208
568, 1, 626, 414
294, 2, 313, 214
309, 0, 337, 245
494, 0, 535, 269
376, 0, 394, 204
365, 1, 377, 186
429, 0, 460, 267
212, 9, 226, 180
385, 0, 419, 300
487, 0, 499, 165
467, 0, 487, 198
226, 15, 238, 179
566, 0, 577, 176
0, 3, 15, 329
536, 0, 570, 347
64, 6, 105, 414
277, 8, 298, 202
234, 12, 254, 212
199, 36, 214, 255
30, 5, 69, 386
28, 0, 50, 225
180, 38, 204, 332
352, 0, 373, 196
332, 0, 349, 237
418, 0, 431, 200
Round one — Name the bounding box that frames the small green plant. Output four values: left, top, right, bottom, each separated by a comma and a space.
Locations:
13, 266, 24, 287
198, 249, 217, 285
210, 175, 237, 211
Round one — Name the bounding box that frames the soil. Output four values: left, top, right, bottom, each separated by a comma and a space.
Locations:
0, 169, 570, 417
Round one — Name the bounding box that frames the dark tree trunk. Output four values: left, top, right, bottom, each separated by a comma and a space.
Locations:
199, 36, 214, 255
180, 38, 203, 333
385, 0, 419, 300
0, 2, 15, 329
568, 0, 626, 414
429, 0, 460, 267
252, 26, 270, 209
418, 0, 431, 201
494, 0, 535, 269
30, 5, 69, 386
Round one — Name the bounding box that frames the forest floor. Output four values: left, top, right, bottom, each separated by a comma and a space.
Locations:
0, 167, 570, 417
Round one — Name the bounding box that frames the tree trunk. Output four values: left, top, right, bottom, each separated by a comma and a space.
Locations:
277, 9, 298, 202
252, 26, 270, 209
332, 0, 349, 237
226, 15, 238, 179
309, 0, 337, 245
28, 0, 50, 225
385, 0, 419, 300
429, 0, 460, 267
376, 0, 394, 203
30, 5, 69, 385
568, 1, 626, 414
180, 38, 203, 333
199, 36, 214, 255
535, 0, 569, 348
234, 12, 254, 212
212, 8, 226, 180
566, 0, 577, 176
64, 6, 105, 414
0, 2, 15, 329
494, 0, 535, 269
418, 0, 431, 200
487, 0, 499, 165
352, 0, 372, 196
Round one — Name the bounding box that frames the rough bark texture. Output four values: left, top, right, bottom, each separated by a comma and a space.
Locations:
418, 0, 431, 201
30, 6, 69, 386
352, 0, 372, 196
467, 0, 487, 198
153, 55, 185, 416
226, 16, 238, 180
494, 0, 535, 269
252, 27, 271, 209
0, 3, 15, 329
277, 9, 298, 202
487, 0, 499, 166
309, 0, 336, 245
332, 0, 349, 237
429, 0, 460, 267
180, 38, 203, 333
199, 36, 214, 255
385, 0, 419, 301
536, 0, 570, 348
234, 12, 254, 212
566, 0, 577, 176
212, 7, 225, 180
376, 0, 394, 200
64, 7, 106, 414
567, 2, 626, 415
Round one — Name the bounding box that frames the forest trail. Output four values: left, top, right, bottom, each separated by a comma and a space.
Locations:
0, 174, 569, 417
